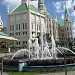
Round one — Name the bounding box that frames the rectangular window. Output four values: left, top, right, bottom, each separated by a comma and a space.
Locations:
23, 41, 27, 44
70, 27, 71, 31
25, 23, 27, 29
23, 23, 24, 29
65, 28, 66, 32
19, 24, 20, 30
10, 42, 14, 46
61, 29, 62, 32
68, 32, 69, 36
23, 31, 27, 35
32, 23, 33, 29
16, 24, 18, 30
50, 30, 51, 34
67, 27, 68, 31
62, 33, 64, 37
74, 38, 75, 42
10, 33, 14, 36
16, 42, 20, 45
63, 29, 64, 32
37, 24, 38, 30
47, 25, 48, 29
16, 32, 20, 36
23, 23, 27, 29
10, 25, 14, 31
16, 24, 20, 30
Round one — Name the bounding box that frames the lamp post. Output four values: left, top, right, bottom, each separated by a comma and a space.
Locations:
64, 49, 67, 75
0, 57, 3, 75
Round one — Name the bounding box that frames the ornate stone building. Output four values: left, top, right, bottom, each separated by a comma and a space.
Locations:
58, 4, 73, 47
7, 0, 73, 48
7, 0, 51, 47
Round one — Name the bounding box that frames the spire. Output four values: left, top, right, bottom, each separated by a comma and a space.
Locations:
7, 4, 10, 13
65, 2, 67, 16
64, 2, 71, 21
38, 0, 44, 13
21, 0, 27, 4
54, 10, 57, 21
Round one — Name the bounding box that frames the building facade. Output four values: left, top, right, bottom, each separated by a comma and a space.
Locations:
58, 4, 73, 47
7, 0, 73, 48
7, 0, 48, 47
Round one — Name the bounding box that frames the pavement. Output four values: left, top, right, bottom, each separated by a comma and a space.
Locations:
0, 71, 8, 75
37, 71, 75, 75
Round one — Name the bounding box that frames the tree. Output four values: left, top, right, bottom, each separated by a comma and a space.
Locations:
65, 38, 73, 49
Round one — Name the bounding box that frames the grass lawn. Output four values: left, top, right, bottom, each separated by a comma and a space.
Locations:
7, 72, 49, 75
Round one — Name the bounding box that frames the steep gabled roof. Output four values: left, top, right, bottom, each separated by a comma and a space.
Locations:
11, 3, 40, 14
29, 4, 40, 13
12, 3, 28, 13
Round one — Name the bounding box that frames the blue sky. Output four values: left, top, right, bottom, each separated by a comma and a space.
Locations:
0, 0, 75, 37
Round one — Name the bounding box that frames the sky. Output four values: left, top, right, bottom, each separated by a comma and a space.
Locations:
0, 0, 75, 37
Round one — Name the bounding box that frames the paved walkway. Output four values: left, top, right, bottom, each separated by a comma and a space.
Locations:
0, 71, 8, 75
37, 71, 75, 75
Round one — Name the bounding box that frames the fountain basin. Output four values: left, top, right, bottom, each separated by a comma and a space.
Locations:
26, 57, 75, 66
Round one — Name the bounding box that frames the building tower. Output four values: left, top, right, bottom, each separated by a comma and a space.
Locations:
7, 5, 9, 13
0, 13, 3, 31
38, 0, 44, 13
21, 0, 27, 3
64, 3, 72, 47
21, 0, 30, 7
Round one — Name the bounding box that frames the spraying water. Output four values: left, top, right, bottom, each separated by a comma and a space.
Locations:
11, 19, 75, 60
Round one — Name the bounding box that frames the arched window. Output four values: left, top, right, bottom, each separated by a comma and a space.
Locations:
0, 42, 8, 49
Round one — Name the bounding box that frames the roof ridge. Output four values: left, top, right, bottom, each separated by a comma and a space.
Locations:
10, 4, 21, 13
29, 4, 41, 14
12, 3, 28, 13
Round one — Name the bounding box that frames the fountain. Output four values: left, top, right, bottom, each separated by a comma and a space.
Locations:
10, 18, 75, 62
1, 17, 75, 72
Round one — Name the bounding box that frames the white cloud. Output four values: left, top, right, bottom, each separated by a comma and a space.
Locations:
74, 0, 75, 5
66, 0, 72, 9
52, 1, 64, 13
61, 14, 64, 20
53, 1, 61, 10
53, 0, 74, 13
3, 0, 21, 10
71, 11, 75, 16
